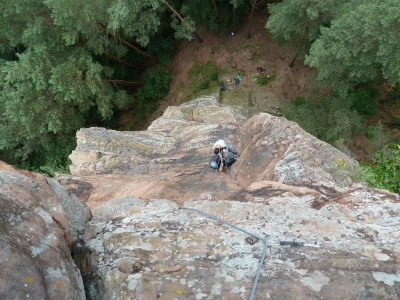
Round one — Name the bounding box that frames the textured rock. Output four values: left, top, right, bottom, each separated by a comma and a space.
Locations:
82, 195, 400, 299
234, 113, 359, 187
64, 97, 399, 299
5, 96, 398, 299
68, 96, 360, 210
0, 162, 90, 299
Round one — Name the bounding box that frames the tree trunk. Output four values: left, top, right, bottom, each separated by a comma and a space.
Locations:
232, 5, 236, 30
102, 80, 144, 87
163, 0, 203, 43
289, 53, 298, 68
248, 2, 256, 39
248, 0, 264, 39
211, 0, 223, 24
97, 24, 156, 60
102, 52, 145, 70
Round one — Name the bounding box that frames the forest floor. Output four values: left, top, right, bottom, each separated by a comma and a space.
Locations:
118, 9, 400, 163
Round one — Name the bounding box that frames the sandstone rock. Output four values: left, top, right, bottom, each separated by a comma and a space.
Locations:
64, 97, 400, 299
4, 90, 399, 299
81, 195, 400, 299
234, 113, 360, 187
68, 97, 360, 210
0, 162, 90, 299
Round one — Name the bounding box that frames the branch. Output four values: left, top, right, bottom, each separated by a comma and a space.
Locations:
102, 52, 145, 70
97, 24, 156, 60
102, 79, 145, 87
163, 0, 184, 21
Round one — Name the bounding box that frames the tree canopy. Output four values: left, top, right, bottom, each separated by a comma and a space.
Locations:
266, 0, 400, 92
305, 0, 400, 93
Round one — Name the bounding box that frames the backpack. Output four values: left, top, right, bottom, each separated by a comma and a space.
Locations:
210, 154, 221, 169
223, 151, 235, 165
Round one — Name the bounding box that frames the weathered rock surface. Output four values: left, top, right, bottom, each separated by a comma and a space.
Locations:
0, 162, 91, 299
3, 96, 399, 299
64, 96, 399, 299
83, 194, 400, 299
68, 96, 359, 210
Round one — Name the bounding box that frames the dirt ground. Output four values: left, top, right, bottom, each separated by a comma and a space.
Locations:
150, 10, 312, 121
120, 10, 399, 163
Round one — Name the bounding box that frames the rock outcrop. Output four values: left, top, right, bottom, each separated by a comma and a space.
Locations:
68, 97, 359, 210
83, 194, 400, 299
65, 96, 399, 299
0, 162, 91, 300
2, 96, 399, 299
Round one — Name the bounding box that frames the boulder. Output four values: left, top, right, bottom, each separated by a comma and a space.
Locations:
0, 162, 91, 299
82, 194, 400, 299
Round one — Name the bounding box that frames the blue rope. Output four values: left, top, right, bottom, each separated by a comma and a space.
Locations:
180, 206, 269, 300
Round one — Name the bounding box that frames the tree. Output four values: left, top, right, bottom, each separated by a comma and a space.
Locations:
211, 0, 223, 24
305, 0, 400, 94
230, 0, 264, 38
248, 0, 264, 38
0, 46, 131, 159
183, 0, 232, 36
265, 0, 341, 66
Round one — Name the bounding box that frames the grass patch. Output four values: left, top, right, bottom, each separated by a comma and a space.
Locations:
179, 61, 226, 100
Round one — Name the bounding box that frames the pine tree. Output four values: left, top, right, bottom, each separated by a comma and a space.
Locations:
0, 45, 130, 159
265, 0, 342, 66
305, 0, 400, 93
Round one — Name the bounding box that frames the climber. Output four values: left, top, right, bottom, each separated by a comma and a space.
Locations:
213, 139, 238, 155
210, 148, 233, 175
210, 139, 238, 172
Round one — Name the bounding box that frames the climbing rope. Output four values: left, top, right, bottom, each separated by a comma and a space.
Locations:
180, 206, 269, 300
207, 156, 229, 200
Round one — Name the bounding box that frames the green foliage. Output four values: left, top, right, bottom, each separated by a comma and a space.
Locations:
257, 75, 267, 85
0, 45, 132, 158
361, 144, 400, 194
134, 67, 172, 118
266, 0, 340, 60
188, 61, 224, 79
305, 0, 400, 94
183, 0, 231, 36
293, 97, 306, 106
256, 73, 275, 86
349, 86, 379, 117
366, 122, 393, 157
17, 134, 76, 177
143, 67, 172, 101
199, 81, 209, 89
282, 92, 365, 144
211, 72, 219, 81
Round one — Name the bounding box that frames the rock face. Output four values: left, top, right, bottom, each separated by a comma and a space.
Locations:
65, 96, 399, 299
83, 194, 400, 300
2, 96, 399, 299
68, 97, 359, 209
0, 162, 91, 300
